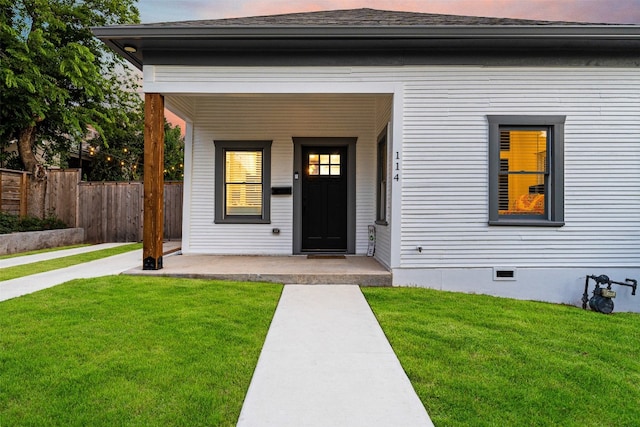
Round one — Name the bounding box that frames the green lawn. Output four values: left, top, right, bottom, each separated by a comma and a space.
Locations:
363, 287, 640, 427
0, 276, 283, 426
0, 243, 142, 281
5, 279, 638, 426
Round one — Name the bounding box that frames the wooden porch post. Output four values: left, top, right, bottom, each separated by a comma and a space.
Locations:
143, 93, 165, 270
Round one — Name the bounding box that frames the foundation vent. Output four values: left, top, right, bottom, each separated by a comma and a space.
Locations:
493, 267, 517, 281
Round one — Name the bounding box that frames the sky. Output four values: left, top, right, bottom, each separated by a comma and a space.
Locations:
137, 0, 640, 24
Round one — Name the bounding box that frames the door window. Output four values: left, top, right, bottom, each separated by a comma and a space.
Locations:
308, 153, 341, 176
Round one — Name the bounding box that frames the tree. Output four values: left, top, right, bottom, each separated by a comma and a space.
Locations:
86, 95, 144, 181
88, 115, 184, 182
162, 121, 185, 181
0, 0, 140, 176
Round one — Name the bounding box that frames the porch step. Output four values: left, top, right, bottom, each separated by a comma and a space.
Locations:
125, 254, 392, 287
165, 272, 392, 286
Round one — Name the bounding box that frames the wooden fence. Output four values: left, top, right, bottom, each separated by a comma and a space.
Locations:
0, 168, 183, 243
0, 169, 29, 217
77, 181, 183, 243
46, 169, 81, 226
78, 181, 144, 243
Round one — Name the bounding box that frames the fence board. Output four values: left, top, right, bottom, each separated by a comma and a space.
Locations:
19, 172, 28, 217
164, 181, 183, 240
79, 182, 135, 243
45, 169, 81, 227
0, 169, 28, 216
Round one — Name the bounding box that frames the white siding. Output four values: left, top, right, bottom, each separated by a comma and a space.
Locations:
186, 94, 378, 255
400, 68, 640, 269
156, 65, 640, 271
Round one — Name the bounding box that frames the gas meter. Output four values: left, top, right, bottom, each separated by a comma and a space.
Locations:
582, 275, 637, 314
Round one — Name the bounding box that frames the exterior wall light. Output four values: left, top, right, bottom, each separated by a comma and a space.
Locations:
123, 44, 137, 53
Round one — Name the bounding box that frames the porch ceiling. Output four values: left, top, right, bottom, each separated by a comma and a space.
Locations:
164, 93, 391, 124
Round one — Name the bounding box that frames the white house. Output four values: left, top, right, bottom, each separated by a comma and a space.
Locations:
94, 8, 640, 311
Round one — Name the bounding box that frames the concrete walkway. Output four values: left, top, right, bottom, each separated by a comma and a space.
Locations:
0, 246, 143, 302
237, 285, 434, 427
0, 243, 130, 268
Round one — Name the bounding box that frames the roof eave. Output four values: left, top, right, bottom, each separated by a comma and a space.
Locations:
93, 25, 640, 39
92, 25, 640, 71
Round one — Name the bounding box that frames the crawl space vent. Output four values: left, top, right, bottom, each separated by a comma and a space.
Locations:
493, 267, 517, 281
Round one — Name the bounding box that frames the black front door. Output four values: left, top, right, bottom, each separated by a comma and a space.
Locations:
301, 145, 348, 252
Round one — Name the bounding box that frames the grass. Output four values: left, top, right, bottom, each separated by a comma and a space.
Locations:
362, 287, 640, 427
0, 244, 90, 260
0, 243, 142, 281
0, 276, 283, 426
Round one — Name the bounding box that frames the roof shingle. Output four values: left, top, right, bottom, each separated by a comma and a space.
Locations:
140, 8, 599, 28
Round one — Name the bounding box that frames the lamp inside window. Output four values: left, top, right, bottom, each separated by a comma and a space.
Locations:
498, 129, 548, 216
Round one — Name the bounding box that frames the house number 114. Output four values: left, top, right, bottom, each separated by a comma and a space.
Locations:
394, 151, 400, 181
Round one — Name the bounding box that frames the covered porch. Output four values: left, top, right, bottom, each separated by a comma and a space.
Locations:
140, 90, 397, 271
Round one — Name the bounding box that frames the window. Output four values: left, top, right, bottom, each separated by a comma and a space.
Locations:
308, 153, 341, 176
376, 127, 388, 224
214, 141, 271, 223
487, 116, 565, 226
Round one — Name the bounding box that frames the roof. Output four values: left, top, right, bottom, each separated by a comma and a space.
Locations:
127, 8, 595, 27
92, 8, 640, 69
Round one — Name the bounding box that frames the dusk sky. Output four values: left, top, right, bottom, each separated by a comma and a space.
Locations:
137, 0, 640, 24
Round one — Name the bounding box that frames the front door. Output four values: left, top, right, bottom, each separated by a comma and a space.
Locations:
301, 145, 348, 252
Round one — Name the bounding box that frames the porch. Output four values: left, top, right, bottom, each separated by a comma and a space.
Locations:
139, 89, 396, 270
126, 249, 392, 286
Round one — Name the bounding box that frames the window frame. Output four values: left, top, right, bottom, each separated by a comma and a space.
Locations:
487, 115, 565, 227
376, 126, 388, 225
214, 140, 272, 224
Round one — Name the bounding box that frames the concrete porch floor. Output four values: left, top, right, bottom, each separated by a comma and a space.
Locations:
126, 245, 392, 286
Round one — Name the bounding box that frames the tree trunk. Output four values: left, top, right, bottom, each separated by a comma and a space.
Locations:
27, 177, 47, 219
17, 125, 39, 175
17, 124, 48, 218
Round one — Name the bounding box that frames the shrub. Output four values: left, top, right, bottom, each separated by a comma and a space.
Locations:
36, 214, 68, 231
0, 212, 19, 234
0, 211, 67, 234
